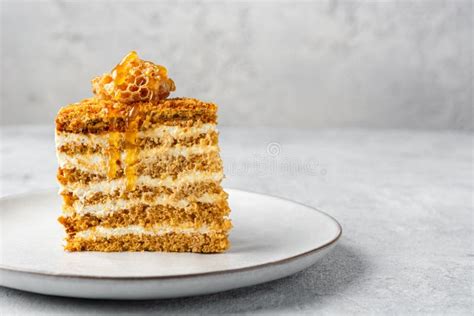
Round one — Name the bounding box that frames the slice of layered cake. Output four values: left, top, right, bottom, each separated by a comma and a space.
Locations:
55, 51, 231, 252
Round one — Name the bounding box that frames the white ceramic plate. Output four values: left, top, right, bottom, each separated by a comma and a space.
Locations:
0, 189, 341, 300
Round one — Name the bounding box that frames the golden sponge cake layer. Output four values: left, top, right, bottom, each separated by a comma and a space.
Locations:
56, 97, 231, 253
65, 231, 230, 253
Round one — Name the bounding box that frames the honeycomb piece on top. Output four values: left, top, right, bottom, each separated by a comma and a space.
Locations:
91, 51, 176, 103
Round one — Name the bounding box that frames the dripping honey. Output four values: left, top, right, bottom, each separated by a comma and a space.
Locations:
124, 104, 139, 191
112, 51, 138, 88
103, 51, 171, 190
105, 103, 140, 192
106, 104, 121, 180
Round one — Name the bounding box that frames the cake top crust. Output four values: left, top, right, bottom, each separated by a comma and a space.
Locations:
56, 98, 218, 133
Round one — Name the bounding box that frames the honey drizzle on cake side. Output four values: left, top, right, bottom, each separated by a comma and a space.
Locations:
124, 105, 139, 191
104, 102, 140, 190
107, 52, 161, 189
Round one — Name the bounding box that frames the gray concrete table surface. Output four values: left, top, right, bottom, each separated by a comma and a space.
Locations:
0, 126, 472, 315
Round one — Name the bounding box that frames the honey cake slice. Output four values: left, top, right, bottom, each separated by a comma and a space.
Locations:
55, 52, 231, 252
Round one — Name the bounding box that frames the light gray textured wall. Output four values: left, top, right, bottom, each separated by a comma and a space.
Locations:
1, 0, 472, 129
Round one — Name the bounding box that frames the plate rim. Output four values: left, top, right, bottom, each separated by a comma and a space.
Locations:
0, 188, 342, 280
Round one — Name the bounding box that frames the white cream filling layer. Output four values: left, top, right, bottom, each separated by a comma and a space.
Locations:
71, 193, 224, 217
56, 145, 218, 173
55, 124, 217, 148
75, 224, 213, 239
139, 124, 216, 139
60, 171, 224, 201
